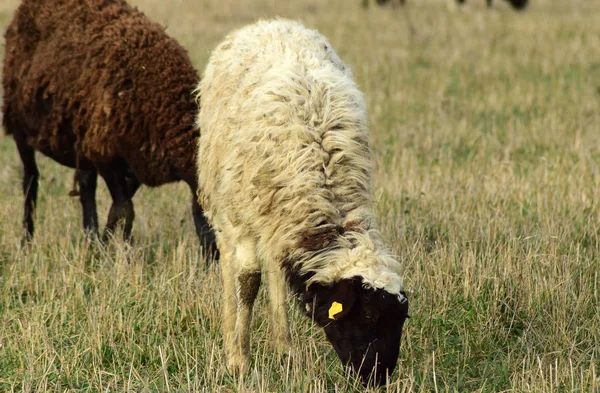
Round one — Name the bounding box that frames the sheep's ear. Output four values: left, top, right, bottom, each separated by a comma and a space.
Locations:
327, 279, 358, 320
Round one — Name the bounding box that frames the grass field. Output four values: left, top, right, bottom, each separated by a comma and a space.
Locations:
1, 0, 599, 391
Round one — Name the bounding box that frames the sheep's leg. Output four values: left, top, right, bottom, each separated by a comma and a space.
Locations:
191, 195, 219, 261
125, 175, 140, 199
228, 238, 261, 374
100, 169, 135, 242
14, 136, 39, 243
266, 265, 291, 353
216, 237, 238, 369
78, 168, 99, 235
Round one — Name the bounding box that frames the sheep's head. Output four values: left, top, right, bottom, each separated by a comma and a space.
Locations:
305, 277, 409, 386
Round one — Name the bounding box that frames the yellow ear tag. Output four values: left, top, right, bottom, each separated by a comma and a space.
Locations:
328, 301, 343, 320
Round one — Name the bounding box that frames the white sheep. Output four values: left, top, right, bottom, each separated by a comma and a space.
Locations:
196, 19, 409, 385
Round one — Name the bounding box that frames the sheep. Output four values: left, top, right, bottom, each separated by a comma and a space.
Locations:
196, 19, 409, 385
370, 0, 528, 10
2, 0, 217, 256
456, 0, 529, 10
362, 0, 406, 8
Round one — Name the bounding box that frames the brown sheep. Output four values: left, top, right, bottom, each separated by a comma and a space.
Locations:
2, 0, 217, 257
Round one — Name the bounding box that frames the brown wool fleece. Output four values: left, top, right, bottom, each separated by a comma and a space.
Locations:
2, 0, 200, 188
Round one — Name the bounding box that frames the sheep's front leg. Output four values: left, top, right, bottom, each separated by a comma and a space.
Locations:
13, 133, 39, 243
266, 265, 291, 353
227, 237, 261, 374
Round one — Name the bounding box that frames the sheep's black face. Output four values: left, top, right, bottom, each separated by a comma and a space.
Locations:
305, 277, 409, 386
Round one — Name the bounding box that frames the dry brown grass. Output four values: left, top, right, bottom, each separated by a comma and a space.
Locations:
1, 0, 599, 391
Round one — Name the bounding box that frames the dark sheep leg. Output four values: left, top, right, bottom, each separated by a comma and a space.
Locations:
14, 136, 39, 242
78, 168, 99, 235
125, 175, 140, 199
100, 168, 135, 242
192, 195, 219, 261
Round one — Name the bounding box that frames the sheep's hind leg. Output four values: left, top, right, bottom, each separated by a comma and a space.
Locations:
99, 167, 135, 242
125, 175, 140, 199
77, 168, 99, 236
191, 196, 219, 261
229, 237, 261, 374
14, 135, 39, 243
266, 265, 291, 354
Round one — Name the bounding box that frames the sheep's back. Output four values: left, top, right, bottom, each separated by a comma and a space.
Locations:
197, 20, 374, 257
2, 0, 199, 186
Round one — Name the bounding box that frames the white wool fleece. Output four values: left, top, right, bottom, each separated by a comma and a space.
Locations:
196, 19, 404, 296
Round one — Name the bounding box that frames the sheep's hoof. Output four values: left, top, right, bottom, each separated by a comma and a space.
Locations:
271, 330, 291, 354
275, 347, 294, 366
19, 234, 33, 251
274, 338, 292, 356
226, 354, 249, 375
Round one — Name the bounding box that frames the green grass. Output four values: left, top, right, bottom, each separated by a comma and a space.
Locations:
1, 0, 599, 391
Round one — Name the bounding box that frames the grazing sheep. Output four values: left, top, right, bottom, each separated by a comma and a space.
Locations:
362, 0, 406, 8
196, 19, 409, 385
2, 0, 217, 256
371, 0, 528, 10
456, 0, 529, 10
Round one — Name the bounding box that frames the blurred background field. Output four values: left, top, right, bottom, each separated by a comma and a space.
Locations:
0, 0, 599, 392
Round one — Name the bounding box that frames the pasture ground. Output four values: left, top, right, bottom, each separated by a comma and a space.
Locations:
0, 0, 599, 391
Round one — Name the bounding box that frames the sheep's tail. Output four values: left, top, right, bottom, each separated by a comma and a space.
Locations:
68, 155, 81, 197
